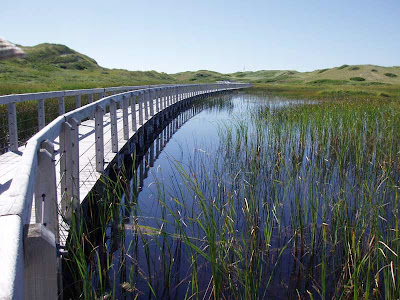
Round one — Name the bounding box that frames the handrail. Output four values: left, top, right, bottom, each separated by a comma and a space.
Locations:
0, 84, 177, 152
0, 82, 251, 299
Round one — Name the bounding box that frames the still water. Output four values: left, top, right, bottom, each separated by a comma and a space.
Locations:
65, 92, 398, 299
88, 93, 312, 299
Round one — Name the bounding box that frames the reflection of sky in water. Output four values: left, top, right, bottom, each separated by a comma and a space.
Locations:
135, 94, 313, 219
124, 93, 316, 299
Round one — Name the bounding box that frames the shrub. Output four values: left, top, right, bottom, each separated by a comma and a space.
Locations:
378, 92, 390, 97
308, 79, 348, 85
384, 73, 397, 78
371, 69, 378, 72
350, 77, 366, 81
318, 68, 329, 74
337, 64, 349, 70
349, 66, 360, 71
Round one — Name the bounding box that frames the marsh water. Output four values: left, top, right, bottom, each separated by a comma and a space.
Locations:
65, 92, 400, 299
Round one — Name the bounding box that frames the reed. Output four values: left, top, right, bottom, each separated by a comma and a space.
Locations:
64, 94, 400, 299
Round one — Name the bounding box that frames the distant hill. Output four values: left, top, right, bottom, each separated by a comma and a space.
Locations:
172, 66, 400, 85
0, 43, 399, 95
0, 43, 177, 94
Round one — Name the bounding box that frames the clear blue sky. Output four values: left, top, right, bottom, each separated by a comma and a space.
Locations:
2, 0, 399, 73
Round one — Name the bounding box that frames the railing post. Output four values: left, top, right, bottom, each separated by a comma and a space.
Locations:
69, 117, 80, 207
154, 88, 160, 112
144, 90, 149, 120
122, 95, 129, 140
75, 95, 81, 108
88, 94, 94, 119
7, 102, 18, 152
110, 99, 119, 153
160, 89, 164, 110
166, 88, 169, 108
166, 88, 170, 107
38, 99, 45, 131
34, 139, 59, 240
58, 96, 65, 115
60, 121, 73, 223
95, 105, 104, 172
138, 92, 144, 125
131, 93, 137, 131
149, 89, 155, 116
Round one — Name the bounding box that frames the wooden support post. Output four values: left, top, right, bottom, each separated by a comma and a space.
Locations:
60, 121, 73, 223
122, 95, 129, 140
163, 89, 167, 108
34, 140, 59, 241
149, 89, 154, 116
144, 90, 149, 120
38, 99, 45, 131
131, 94, 137, 131
24, 223, 57, 300
110, 99, 118, 153
7, 102, 18, 152
155, 88, 160, 113
69, 118, 80, 209
138, 92, 144, 125
75, 95, 81, 108
58, 96, 65, 115
159, 89, 164, 110
95, 105, 104, 172
88, 94, 94, 119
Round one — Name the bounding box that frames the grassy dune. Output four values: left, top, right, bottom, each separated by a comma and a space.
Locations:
0, 43, 399, 96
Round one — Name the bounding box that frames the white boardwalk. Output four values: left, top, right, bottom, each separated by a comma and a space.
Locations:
0, 83, 251, 300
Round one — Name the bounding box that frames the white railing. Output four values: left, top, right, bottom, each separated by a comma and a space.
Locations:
0, 84, 178, 153
0, 82, 251, 299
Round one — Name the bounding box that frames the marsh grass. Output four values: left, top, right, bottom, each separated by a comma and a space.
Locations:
65, 94, 400, 299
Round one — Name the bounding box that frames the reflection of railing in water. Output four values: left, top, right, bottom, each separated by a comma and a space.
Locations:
64, 100, 211, 299
134, 103, 202, 190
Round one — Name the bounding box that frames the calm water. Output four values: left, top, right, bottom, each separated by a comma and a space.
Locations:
86, 93, 314, 299
66, 91, 400, 299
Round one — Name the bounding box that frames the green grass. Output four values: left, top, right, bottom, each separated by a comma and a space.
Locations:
1, 42, 400, 153
1, 43, 400, 96
64, 93, 400, 299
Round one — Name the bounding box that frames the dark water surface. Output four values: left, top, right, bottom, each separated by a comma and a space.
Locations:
109, 93, 312, 299
65, 92, 399, 299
